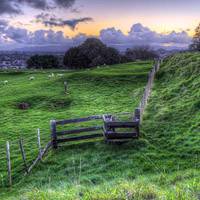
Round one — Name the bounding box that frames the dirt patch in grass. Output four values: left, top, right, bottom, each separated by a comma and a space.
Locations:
14, 95, 72, 110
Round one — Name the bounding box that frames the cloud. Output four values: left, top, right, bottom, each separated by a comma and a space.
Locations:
0, 0, 76, 15
0, 20, 66, 45
28, 30, 72, 45
0, 22, 192, 51
100, 28, 127, 44
53, 0, 75, 8
36, 14, 93, 30
0, 0, 21, 15
17, 0, 48, 10
70, 7, 81, 13
161, 31, 191, 44
128, 23, 159, 43
4, 27, 29, 43
0, 19, 29, 43
100, 23, 191, 49
0, 19, 9, 31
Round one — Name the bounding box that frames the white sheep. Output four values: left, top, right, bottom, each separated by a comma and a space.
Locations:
48, 73, 55, 78
29, 76, 35, 80
3, 80, 8, 85
57, 74, 64, 77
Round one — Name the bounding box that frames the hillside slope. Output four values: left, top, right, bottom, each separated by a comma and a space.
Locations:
1, 53, 200, 200
0, 62, 152, 190
143, 52, 200, 159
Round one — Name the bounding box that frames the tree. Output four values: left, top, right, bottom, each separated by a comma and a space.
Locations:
125, 46, 158, 61
120, 55, 131, 63
63, 38, 122, 69
190, 23, 200, 51
27, 55, 59, 69
103, 47, 121, 65
89, 55, 105, 67
80, 38, 107, 62
63, 47, 89, 69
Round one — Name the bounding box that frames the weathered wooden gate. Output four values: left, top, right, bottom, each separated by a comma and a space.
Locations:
50, 109, 140, 148
51, 115, 103, 148
102, 108, 140, 141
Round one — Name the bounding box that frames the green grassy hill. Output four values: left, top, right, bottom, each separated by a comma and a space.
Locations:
0, 61, 152, 193
1, 53, 200, 200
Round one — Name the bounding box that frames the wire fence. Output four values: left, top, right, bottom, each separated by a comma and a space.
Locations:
0, 128, 50, 188
138, 60, 161, 122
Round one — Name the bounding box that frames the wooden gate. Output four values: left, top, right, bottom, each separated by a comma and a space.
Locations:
51, 115, 103, 148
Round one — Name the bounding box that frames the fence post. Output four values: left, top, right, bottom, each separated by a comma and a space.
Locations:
37, 128, 42, 156
19, 139, 28, 174
64, 81, 68, 94
134, 108, 141, 123
136, 60, 160, 124
6, 141, 12, 187
50, 120, 57, 149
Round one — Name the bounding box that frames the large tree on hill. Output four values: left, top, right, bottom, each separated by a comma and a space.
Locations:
79, 38, 107, 61
102, 47, 121, 65
63, 47, 89, 69
190, 23, 200, 51
63, 38, 121, 69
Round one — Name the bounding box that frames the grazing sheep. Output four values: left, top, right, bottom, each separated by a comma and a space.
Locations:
29, 76, 35, 80
3, 80, 8, 85
57, 74, 64, 77
48, 73, 55, 78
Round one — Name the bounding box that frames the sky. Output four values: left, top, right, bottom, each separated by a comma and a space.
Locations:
0, 0, 199, 51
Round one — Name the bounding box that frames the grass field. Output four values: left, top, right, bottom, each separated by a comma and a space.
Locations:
0, 61, 152, 191
0, 54, 200, 200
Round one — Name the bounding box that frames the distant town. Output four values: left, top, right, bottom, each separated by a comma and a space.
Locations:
0, 51, 64, 69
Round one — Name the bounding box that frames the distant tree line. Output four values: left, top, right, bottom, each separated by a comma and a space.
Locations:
27, 38, 158, 69
27, 55, 59, 69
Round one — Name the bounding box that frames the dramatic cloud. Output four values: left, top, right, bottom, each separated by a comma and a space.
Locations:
54, 0, 75, 8
36, 13, 93, 30
0, 22, 74, 51
0, 0, 76, 15
0, 20, 9, 31
4, 27, 29, 43
128, 23, 191, 44
28, 30, 72, 45
17, 0, 48, 10
0, 22, 192, 51
100, 28, 127, 44
0, 0, 21, 15
100, 23, 191, 50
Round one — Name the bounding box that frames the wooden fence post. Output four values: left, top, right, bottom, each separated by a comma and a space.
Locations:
50, 120, 57, 149
19, 139, 28, 174
134, 108, 141, 123
6, 141, 12, 187
37, 128, 42, 156
136, 60, 160, 123
64, 81, 68, 94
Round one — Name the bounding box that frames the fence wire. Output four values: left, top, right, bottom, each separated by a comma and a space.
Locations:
0, 128, 49, 188
138, 60, 161, 122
